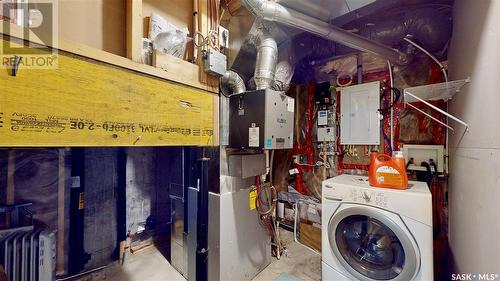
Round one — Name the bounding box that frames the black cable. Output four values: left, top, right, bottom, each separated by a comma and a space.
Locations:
378, 87, 401, 116
429, 159, 438, 176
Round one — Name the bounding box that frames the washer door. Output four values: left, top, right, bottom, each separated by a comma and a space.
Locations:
328, 204, 420, 281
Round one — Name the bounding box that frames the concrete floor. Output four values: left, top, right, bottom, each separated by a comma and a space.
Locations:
80, 229, 321, 281
108, 247, 185, 281
253, 230, 321, 281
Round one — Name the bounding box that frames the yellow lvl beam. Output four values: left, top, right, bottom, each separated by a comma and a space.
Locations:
0, 39, 216, 147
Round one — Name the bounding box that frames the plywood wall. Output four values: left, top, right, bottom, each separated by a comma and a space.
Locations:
55, 0, 193, 58
142, 0, 194, 60
58, 0, 126, 57
142, 0, 193, 33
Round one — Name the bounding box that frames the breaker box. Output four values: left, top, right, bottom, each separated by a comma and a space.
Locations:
229, 89, 295, 149
340, 81, 381, 145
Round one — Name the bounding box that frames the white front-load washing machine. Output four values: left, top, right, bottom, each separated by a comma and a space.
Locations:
321, 175, 433, 281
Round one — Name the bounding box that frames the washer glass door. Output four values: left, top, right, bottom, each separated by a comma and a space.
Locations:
329, 206, 419, 281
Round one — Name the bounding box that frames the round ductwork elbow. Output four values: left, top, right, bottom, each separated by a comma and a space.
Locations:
221, 70, 246, 96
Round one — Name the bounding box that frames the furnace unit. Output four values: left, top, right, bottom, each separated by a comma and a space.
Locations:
229, 89, 295, 149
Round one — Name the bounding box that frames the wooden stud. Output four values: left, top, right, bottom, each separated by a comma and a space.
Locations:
197, 0, 220, 89
5, 149, 15, 228
153, 51, 202, 82
6, 150, 14, 205
126, 0, 143, 63
56, 149, 66, 275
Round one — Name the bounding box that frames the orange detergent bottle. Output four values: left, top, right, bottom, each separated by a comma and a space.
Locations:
369, 151, 408, 189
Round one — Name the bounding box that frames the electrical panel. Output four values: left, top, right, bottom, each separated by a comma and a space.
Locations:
340, 81, 380, 145
229, 89, 295, 149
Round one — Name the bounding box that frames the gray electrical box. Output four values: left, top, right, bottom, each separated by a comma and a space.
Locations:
203, 49, 227, 76
229, 89, 295, 149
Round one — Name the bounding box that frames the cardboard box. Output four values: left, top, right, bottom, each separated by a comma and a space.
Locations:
299, 221, 321, 252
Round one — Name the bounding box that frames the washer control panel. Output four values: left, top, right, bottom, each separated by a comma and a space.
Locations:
347, 187, 389, 208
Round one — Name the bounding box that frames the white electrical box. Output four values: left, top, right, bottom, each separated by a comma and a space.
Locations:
340, 81, 380, 145
317, 127, 335, 142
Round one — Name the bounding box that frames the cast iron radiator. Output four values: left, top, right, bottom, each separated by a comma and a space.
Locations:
0, 226, 56, 281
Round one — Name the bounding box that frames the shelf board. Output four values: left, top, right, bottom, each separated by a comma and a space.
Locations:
404, 78, 470, 103
403, 78, 471, 131
0, 21, 218, 93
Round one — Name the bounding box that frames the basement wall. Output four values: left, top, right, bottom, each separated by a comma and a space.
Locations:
125, 147, 173, 236
83, 148, 120, 269
84, 147, 175, 268
447, 0, 500, 273
0, 149, 71, 274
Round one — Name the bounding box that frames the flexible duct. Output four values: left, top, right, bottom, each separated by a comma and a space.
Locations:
360, 8, 452, 53
272, 60, 294, 92
254, 33, 278, 90
220, 70, 246, 96
240, 0, 410, 65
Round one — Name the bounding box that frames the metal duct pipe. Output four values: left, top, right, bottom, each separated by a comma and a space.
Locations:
255, 33, 278, 90
276, 0, 331, 22
240, 0, 410, 65
220, 70, 246, 96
